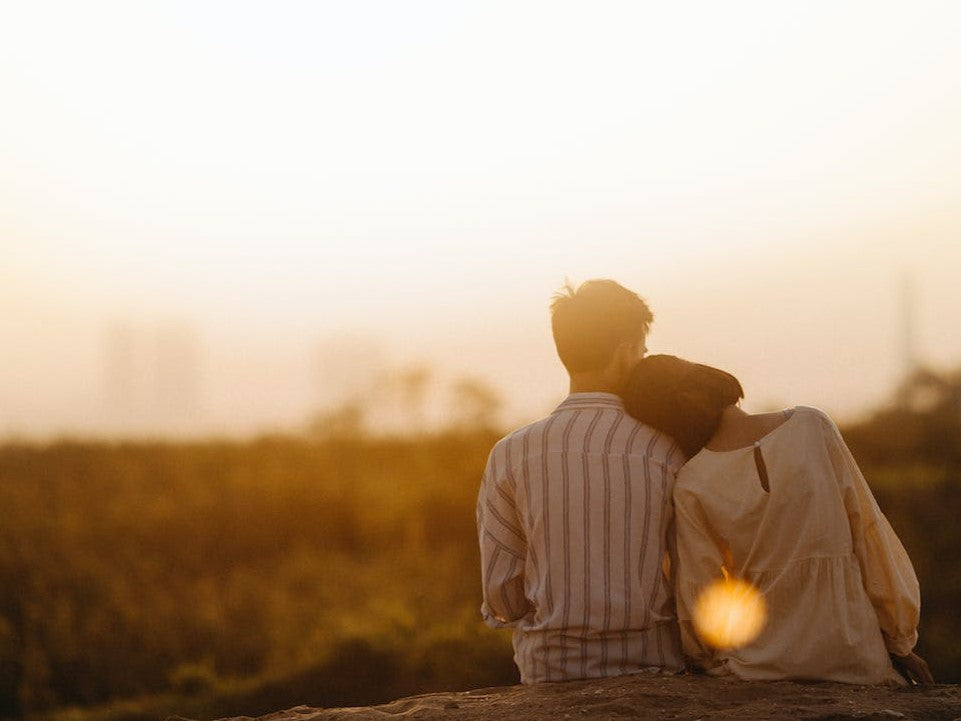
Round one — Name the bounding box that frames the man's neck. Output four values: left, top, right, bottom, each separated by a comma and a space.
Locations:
568, 375, 621, 395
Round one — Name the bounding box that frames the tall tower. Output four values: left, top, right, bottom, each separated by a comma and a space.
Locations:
103, 323, 144, 421
899, 272, 918, 381
153, 323, 202, 424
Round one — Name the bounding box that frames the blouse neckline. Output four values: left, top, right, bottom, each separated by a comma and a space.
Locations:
700, 406, 799, 454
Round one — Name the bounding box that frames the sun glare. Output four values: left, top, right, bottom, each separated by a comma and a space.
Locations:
693, 576, 767, 650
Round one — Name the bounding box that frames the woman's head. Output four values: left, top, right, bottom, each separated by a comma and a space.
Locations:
622, 354, 744, 457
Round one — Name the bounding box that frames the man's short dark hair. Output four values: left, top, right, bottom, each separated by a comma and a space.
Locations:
622, 354, 744, 457
550, 279, 653, 374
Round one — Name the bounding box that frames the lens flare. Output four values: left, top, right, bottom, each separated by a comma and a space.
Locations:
693, 577, 767, 649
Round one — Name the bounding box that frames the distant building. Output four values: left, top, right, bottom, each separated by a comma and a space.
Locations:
102, 321, 203, 434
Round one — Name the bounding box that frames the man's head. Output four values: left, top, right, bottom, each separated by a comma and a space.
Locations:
550, 279, 653, 390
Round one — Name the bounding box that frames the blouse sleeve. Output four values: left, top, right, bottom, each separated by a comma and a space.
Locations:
822, 414, 921, 656
673, 483, 725, 670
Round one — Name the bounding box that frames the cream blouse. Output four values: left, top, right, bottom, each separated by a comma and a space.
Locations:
673, 406, 920, 685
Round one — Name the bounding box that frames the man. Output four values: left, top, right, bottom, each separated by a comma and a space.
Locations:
477, 279, 685, 684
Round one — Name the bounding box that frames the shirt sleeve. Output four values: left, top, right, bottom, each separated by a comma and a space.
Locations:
477, 442, 530, 628
822, 414, 921, 656
672, 483, 724, 670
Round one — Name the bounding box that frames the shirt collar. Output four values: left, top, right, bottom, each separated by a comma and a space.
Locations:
553, 392, 625, 413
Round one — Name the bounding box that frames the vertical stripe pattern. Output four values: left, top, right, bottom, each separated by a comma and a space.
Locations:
477, 392, 685, 684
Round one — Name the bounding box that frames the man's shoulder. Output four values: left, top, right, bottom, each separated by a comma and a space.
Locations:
491, 414, 557, 451
492, 410, 681, 465
483, 417, 555, 480
628, 423, 685, 472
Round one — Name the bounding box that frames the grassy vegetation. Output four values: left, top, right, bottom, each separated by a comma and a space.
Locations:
0, 432, 518, 721
1, 370, 959, 720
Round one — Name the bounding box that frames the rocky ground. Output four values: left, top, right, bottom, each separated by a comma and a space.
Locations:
174, 673, 961, 721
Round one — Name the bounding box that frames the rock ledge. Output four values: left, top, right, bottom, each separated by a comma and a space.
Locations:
179, 673, 961, 721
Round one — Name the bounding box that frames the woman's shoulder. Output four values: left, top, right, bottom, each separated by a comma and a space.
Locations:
790, 405, 842, 435
675, 406, 835, 475
792, 404, 830, 419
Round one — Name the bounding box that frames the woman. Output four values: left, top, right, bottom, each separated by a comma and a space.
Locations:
622, 354, 932, 685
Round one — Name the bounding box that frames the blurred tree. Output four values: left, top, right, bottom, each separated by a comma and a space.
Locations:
447, 377, 502, 432
307, 401, 367, 440
843, 366, 961, 465
395, 366, 431, 433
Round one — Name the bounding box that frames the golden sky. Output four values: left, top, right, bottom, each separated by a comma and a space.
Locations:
2, 2, 960, 436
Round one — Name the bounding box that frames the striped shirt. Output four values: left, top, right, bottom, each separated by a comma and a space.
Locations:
477, 392, 685, 684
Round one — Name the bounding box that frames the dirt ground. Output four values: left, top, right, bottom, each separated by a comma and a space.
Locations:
191, 673, 961, 721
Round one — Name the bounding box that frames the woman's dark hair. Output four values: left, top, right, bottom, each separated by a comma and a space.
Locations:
622, 354, 744, 458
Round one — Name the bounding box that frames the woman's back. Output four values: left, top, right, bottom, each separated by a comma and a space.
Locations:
673, 406, 914, 684
683, 407, 852, 574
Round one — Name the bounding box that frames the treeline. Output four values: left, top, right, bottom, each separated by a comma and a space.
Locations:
841, 365, 961, 683
0, 432, 518, 721
0, 366, 959, 721
843, 366, 961, 466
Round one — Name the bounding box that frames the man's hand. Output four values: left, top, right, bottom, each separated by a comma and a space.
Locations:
891, 652, 935, 684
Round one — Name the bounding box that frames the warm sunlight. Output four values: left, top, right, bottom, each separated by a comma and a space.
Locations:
2, 1, 961, 439
693, 576, 768, 650
2, 5, 958, 720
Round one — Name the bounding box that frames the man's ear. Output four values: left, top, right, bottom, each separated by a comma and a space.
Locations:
612, 342, 631, 370
613, 341, 641, 379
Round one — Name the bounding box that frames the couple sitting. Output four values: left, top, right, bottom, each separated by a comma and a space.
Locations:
477, 279, 932, 686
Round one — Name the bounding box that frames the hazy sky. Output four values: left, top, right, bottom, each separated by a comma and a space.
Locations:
2, 1, 960, 437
